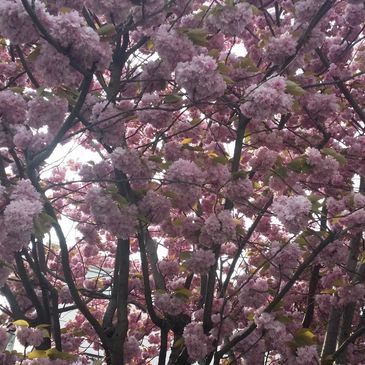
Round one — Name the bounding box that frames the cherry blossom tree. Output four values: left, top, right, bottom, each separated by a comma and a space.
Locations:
0, 0, 365, 364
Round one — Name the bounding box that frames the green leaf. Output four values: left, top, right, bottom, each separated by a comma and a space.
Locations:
287, 156, 312, 173
294, 328, 317, 347
285, 80, 306, 96
33, 212, 56, 239
162, 191, 177, 199
146, 39, 154, 50
97, 24, 116, 37
148, 155, 163, 163
212, 155, 229, 165
273, 164, 288, 179
28, 350, 48, 359
181, 137, 193, 145
222, 75, 235, 84
320, 289, 337, 295
46, 348, 77, 360
173, 337, 185, 348
321, 148, 347, 165
232, 171, 248, 180
28, 46, 41, 62
174, 288, 192, 300
217, 62, 231, 74
13, 319, 29, 327
239, 56, 259, 72
259, 261, 270, 274
179, 251, 192, 261
179, 28, 208, 46
276, 315, 293, 324
164, 94, 182, 104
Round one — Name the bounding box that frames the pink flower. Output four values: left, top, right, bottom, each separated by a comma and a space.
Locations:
137, 93, 172, 129
154, 25, 196, 68
240, 76, 292, 120
225, 178, 253, 205
295, 345, 319, 364
0, 327, 8, 351
206, 3, 253, 37
186, 249, 216, 274
183, 322, 210, 361
158, 259, 180, 277
266, 33, 297, 64
27, 96, 68, 135
272, 195, 311, 233
204, 210, 236, 245
91, 102, 126, 147
165, 159, 205, 210
0, 90, 27, 125
124, 336, 142, 363
175, 55, 226, 101
16, 327, 44, 347
85, 187, 138, 239
155, 293, 186, 316
0, 0, 46, 44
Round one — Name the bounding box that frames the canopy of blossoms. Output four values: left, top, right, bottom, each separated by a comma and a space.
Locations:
0, 0, 365, 365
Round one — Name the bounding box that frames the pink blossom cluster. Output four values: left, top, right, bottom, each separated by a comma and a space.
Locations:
140, 60, 170, 93
154, 25, 196, 69
305, 148, 340, 184
294, 0, 324, 21
271, 195, 311, 233
158, 259, 180, 278
317, 239, 348, 267
84, 0, 133, 23
204, 161, 230, 188
0, 0, 46, 44
203, 210, 236, 245
240, 77, 293, 120
0, 180, 43, 259
0, 90, 27, 125
250, 147, 279, 172
237, 275, 269, 309
78, 161, 113, 182
175, 55, 226, 101
132, 0, 165, 27
137, 93, 172, 129
49, 10, 112, 71
77, 223, 99, 245
206, 3, 254, 37
123, 336, 142, 363
15, 360, 71, 365
138, 191, 171, 224
303, 93, 339, 121
91, 102, 125, 147
13, 126, 51, 153
295, 345, 320, 364
165, 159, 205, 210
265, 33, 297, 64
27, 95, 68, 135
254, 312, 279, 331
154, 293, 186, 316
269, 241, 302, 277
186, 249, 215, 274
183, 322, 210, 361
111, 147, 152, 187
0, 327, 8, 351
16, 326, 44, 347
345, 2, 365, 25
85, 187, 138, 239
33, 41, 81, 88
